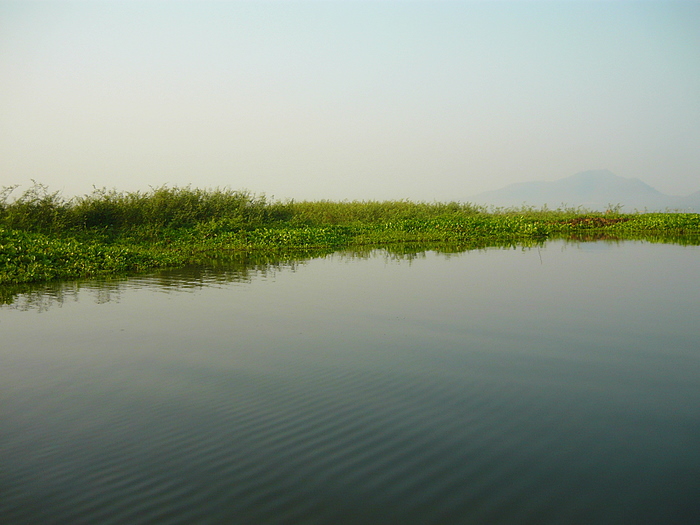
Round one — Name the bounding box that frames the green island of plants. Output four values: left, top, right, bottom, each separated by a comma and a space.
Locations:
2, 183, 699, 286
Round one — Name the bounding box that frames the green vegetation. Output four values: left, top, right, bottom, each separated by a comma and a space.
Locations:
2, 182, 699, 285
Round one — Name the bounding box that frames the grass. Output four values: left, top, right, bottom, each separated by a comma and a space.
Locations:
2, 182, 699, 285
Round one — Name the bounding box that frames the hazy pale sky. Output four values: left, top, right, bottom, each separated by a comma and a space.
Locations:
1, 0, 699, 201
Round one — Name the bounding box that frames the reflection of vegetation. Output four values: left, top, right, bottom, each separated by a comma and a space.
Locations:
0, 256, 303, 309
563, 231, 700, 245
1, 183, 699, 286
1, 235, 696, 310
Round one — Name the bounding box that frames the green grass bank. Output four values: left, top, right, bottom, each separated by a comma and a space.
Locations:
2, 183, 699, 285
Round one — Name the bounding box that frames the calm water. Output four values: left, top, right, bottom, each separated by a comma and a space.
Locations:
1, 240, 699, 524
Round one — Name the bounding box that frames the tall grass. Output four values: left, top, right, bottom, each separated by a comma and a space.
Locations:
0, 183, 288, 233
1, 183, 494, 233
0, 183, 71, 233
4, 182, 700, 235
0, 182, 645, 235
284, 200, 485, 226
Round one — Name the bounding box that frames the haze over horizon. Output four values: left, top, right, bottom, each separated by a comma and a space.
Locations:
1, 1, 699, 202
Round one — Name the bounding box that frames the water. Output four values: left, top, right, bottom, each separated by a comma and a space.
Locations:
2, 240, 699, 524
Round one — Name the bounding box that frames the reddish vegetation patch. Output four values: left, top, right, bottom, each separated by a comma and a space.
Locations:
562, 217, 631, 228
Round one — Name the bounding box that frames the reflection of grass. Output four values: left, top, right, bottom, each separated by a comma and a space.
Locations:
2, 183, 699, 285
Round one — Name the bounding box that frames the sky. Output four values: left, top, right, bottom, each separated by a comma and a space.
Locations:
1, 0, 699, 202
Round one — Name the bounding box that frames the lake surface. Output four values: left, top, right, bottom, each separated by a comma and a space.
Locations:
2, 240, 699, 524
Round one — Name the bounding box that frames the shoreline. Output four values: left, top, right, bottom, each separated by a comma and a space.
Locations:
2, 213, 699, 286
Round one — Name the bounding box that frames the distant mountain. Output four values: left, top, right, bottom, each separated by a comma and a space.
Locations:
469, 170, 700, 212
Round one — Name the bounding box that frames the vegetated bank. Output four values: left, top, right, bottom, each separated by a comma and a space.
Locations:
1, 183, 699, 285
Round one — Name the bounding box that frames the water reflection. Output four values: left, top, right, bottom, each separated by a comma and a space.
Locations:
1, 257, 302, 311
3, 235, 698, 312
3, 233, 700, 310
1, 240, 541, 311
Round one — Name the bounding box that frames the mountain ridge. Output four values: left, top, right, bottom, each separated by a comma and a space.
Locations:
469, 170, 700, 212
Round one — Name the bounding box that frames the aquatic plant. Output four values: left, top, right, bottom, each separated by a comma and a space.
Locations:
1, 183, 698, 285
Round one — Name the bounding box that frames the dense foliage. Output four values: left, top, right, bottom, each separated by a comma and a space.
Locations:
2, 183, 699, 285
